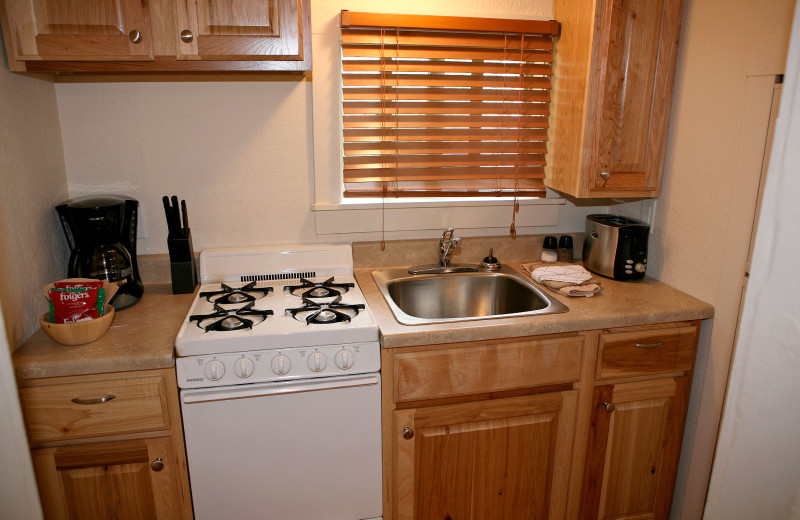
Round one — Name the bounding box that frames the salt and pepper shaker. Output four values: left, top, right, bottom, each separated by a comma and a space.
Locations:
541, 236, 558, 262
558, 235, 574, 263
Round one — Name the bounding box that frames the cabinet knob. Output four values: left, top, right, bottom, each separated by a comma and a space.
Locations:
402, 427, 414, 440
603, 402, 616, 413
129, 30, 142, 44
180, 30, 194, 43
150, 458, 164, 471
600, 170, 611, 180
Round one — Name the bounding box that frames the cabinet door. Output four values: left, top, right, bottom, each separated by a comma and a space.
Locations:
3, 0, 154, 61
394, 390, 578, 520
590, 0, 682, 194
31, 437, 183, 520
175, 0, 304, 60
580, 377, 690, 520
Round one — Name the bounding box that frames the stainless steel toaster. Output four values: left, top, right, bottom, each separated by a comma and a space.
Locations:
582, 214, 649, 280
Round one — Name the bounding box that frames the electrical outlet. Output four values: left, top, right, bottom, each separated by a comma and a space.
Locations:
641, 199, 657, 234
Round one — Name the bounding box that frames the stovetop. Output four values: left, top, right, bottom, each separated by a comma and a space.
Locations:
174, 244, 379, 358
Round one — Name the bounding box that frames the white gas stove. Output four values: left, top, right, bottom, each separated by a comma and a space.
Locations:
175, 244, 383, 520
175, 243, 380, 389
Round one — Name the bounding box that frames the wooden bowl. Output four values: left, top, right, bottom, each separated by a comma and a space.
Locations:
39, 305, 115, 346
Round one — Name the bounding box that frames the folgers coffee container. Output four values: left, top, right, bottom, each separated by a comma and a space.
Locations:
582, 214, 649, 280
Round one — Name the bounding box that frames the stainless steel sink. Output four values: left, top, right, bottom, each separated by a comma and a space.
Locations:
371, 266, 568, 325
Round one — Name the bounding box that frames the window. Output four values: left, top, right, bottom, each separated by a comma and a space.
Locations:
340, 11, 559, 200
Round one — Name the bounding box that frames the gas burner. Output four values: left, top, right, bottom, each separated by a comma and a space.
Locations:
284, 277, 354, 299
199, 281, 273, 304
285, 296, 365, 325
190, 302, 274, 332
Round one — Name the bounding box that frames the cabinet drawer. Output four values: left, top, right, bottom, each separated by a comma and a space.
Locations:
20, 376, 170, 445
596, 326, 698, 380
394, 335, 584, 402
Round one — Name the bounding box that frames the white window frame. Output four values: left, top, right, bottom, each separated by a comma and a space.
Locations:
309, 3, 567, 237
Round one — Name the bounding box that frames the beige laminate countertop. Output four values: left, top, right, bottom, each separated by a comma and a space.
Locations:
355, 262, 714, 348
14, 284, 195, 381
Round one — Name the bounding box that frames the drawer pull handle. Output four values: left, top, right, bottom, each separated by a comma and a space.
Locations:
604, 402, 615, 413
402, 427, 414, 440
71, 395, 116, 405
635, 341, 665, 349
151, 458, 164, 471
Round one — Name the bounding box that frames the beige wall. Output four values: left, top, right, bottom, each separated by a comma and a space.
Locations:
0, 28, 69, 352
618, 0, 796, 518
703, 6, 800, 515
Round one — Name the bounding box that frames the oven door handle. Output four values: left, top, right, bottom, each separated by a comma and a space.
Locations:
182, 375, 379, 405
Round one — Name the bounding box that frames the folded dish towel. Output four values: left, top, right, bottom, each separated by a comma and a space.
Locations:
521, 264, 593, 285
520, 263, 601, 298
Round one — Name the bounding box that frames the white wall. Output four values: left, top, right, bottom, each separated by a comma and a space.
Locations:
703, 6, 800, 516
632, 1, 796, 518
0, 28, 70, 351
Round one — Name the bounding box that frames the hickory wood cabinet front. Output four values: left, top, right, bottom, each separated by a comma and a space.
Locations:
0, 0, 310, 73
381, 322, 700, 520
17, 368, 193, 520
548, 0, 683, 198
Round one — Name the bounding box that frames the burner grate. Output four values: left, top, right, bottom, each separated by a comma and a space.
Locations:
190, 302, 274, 332
241, 271, 316, 282
285, 296, 365, 325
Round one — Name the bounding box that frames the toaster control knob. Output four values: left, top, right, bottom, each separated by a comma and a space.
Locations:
204, 360, 225, 381
335, 349, 355, 370
271, 354, 291, 375
233, 357, 255, 378
308, 352, 328, 372
634, 262, 646, 273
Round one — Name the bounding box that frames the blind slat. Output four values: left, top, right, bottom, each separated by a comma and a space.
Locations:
343, 153, 546, 169
342, 101, 549, 117
343, 166, 545, 181
342, 59, 552, 76
341, 30, 554, 50
344, 141, 546, 155
343, 87, 550, 103
342, 46, 553, 62
341, 74, 551, 89
342, 114, 549, 128
343, 127, 548, 141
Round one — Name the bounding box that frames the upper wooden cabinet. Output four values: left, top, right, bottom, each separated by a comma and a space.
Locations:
0, 0, 310, 73
549, 0, 683, 198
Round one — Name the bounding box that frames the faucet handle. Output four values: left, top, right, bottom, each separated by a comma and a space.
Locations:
440, 227, 455, 244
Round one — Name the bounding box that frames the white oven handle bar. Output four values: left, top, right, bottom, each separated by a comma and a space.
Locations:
182, 375, 379, 405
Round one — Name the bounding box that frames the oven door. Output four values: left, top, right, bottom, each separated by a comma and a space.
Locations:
181, 374, 382, 520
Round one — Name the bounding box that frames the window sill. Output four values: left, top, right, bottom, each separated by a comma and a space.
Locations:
312, 197, 565, 236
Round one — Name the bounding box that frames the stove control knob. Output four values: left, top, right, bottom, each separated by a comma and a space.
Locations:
271, 354, 291, 376
335, 349, 355, 370
308, 352, 328, 372
233, 357, 255, 379
204, 360, 225, 381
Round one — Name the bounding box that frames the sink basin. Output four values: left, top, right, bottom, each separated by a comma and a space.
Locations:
371, 266, 568, 325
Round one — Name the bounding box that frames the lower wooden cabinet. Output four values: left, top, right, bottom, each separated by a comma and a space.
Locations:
31, 437, 184, 520
393, 390, 578, 520
580, 377, 690, 520
18, 368, 193, 520
381, 323, 701, 520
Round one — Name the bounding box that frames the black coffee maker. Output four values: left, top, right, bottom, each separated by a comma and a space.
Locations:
56, 195, 144, 310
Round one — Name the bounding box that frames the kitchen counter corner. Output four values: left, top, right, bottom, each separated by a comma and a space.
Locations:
13, 284, 195, 381
355, 263, 714, 348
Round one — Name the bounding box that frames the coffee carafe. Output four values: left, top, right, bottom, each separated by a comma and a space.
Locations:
56, 195, 144, 310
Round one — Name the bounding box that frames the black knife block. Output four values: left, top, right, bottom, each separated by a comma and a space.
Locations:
167, 229, 198, 294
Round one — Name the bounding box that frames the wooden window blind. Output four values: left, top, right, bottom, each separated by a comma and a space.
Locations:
340, 11, 559, 199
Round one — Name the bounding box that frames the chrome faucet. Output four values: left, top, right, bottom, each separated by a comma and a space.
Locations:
408, 228, 478, 275
438, 228, 461, 267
